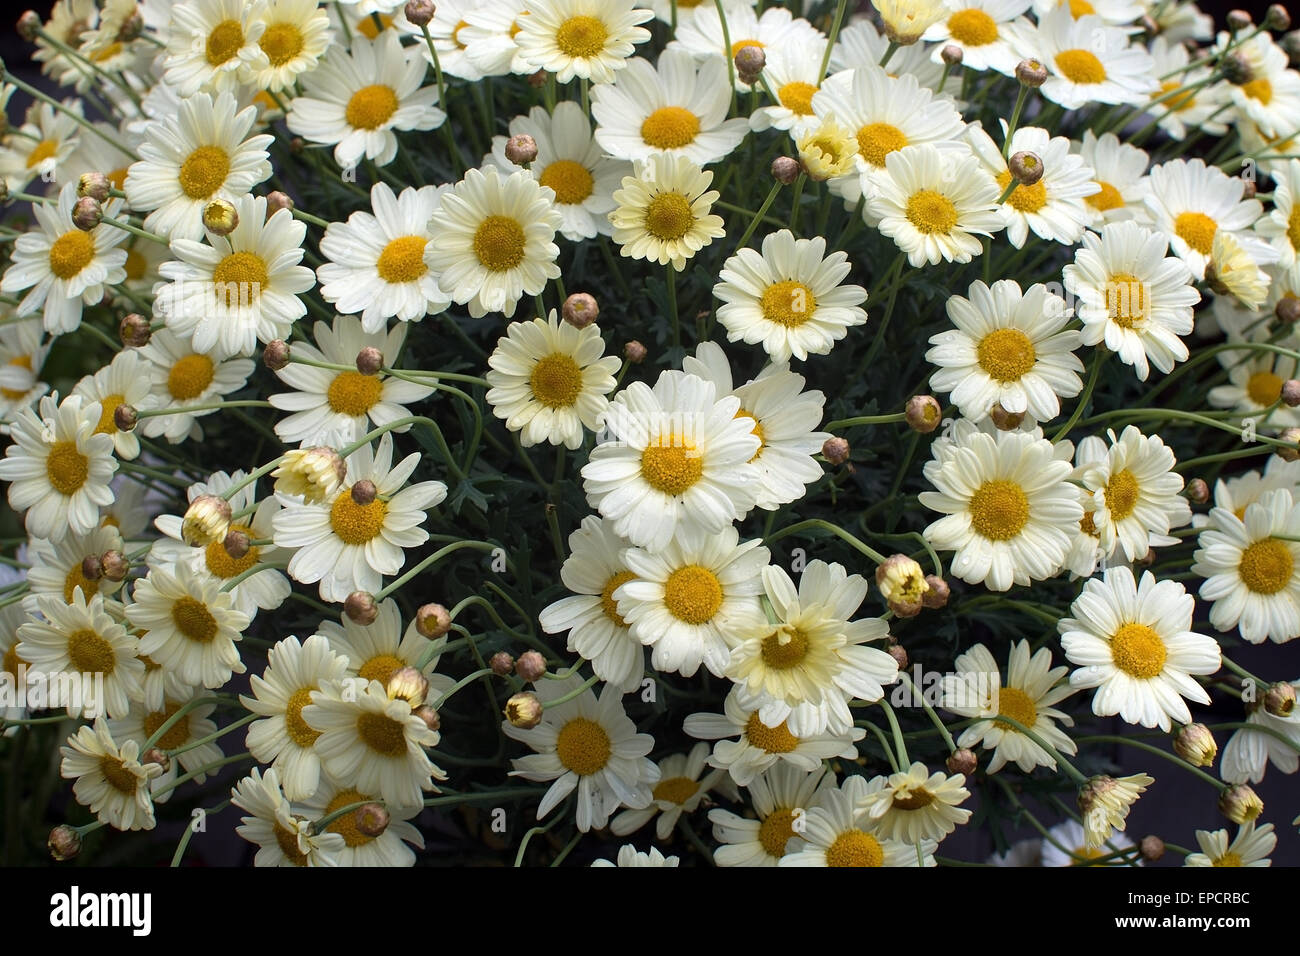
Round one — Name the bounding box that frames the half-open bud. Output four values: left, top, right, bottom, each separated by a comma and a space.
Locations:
416, 602, 452, 639
181, 495, 232, 546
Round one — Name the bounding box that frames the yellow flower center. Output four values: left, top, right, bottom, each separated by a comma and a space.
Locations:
777, 81, 817, 115
205, 18, 244, 66
124, 248, 148, 281
1174, 211, 1217, 255
1110, 622, 1167, 678
969, 479, 1030, 541
168, 353, 215, 401
212, 251, 269, 307
93, 392, 125, 435
67, 628, 116, 674
644, 192, 695, 241
356, 711, 407, 757
1288, 207, 1300, 253
1242, 77, 1273, 105
1213, 851, 1244, 867
1055, 49, 1107, 84
2, 642, 27, 680
1105, 468, 1140, 521
285, 687, 321, 747
375, 235, 429, 283
451, 19, 469, 47
326, 788, 375, 846
1087, 181, 1124, 212
357, 14, 392, 39
46, 441, 89, 496
1, 355, 32, 400
997, 169, 1048, 214
758, 806, 797, 857
976, 327, 1036, 382
600, 570, 636, 627
142, 701, 190, 750
730, 38, 763, 57
640, 443, 703, 494
640, 106, 701, 150
994, 685, 1038, 730
48, 231, 95, 280
1105, 272, 1146, 328
948, 8, 998, 45
1247, 370, 1283, 407
663, 564, 723, 624
760, 627, 810, 670
892, 787, 935, 811
529, 353, 584, 408
327, 371, 384, 417
26, 139, 59, 169
472, 215, 527, 271
329, 491, 388, 545
64, 562, 96, 603
554, 14, 608, 57
171, 596, 218, 644
538, 160, 594, 205
99, 756, 140, 795
178, 145, 230, 200
826, 829, 885, 867
760, 279, 817, 327
856, 122, 908, 168
905, 189, 958, 234
734, 406, 764, 461
259, 21, 304, 66
1067, 0, 1095, 15
652, 775, 699, 805
1159, 79, 1197, 112
358, 654, 406, 686
1238, 538, 1294, 594
345, 84, 399, 131
274, 823, 308, 865
555, 716, 611, 775
743, 711, 798, 753
204, 523, 259, 578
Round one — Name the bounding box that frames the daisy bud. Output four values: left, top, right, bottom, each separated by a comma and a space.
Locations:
922, 574, 950, 608
490, 651, 515, 676
405, 0, 435, 26
905, 394, 942, 433
505, 691, 544, 729
222, 529, 250, 561
1283, 380, 1300, 407
1282, 29, 1300, 65
1278, 295, 1300, 324
47, 825, 81, 862
877, 554, 929, 608
1173, 723, 1217, 766
1185, 477, 1209, 504
989, 402, 1025, 430
142, 747, 170, 772
289, 137, 305, 154
118, 312, 150, 348
886, 642, 908, 670
505, 133, 538, 166
1241, 179, 1257, 199
1139, 835, 1165, 861
946, 748, 977, 775
416, 602, 452, 639
941, 44, 963, 66
265, 191, 295, 217
1264, 681, 1296, 717
181, 494, 232, 547
273, 446, 347, 503
1275, 427, 1300, 461
72, 196, 101, 231
117, 11, 144, 42
1139, 13, 1159, 36
387, 666, 429, 706
1221, 51, 1253, 85
1015, 58, 1047, 87
771, 156, 801, 185
624, 340, 647, 363
16, 11, 41, 42
562, 292, 599, 328
515, 650, 547, 681
263, 338, 290, 371
80, 554, 102, 582
1218, 783, 1263, 824
822, 436, 850, 464
99, 550, 128, 582
77, 172, 111, 203
202, 198, 239, 236
1077, 774, 1151, 848
1008, 151, 1044, 187
355, 346, 383, 376
355, 804, 390, 838
345, 479, 376, 508
527, 69, 548, 88
113, 403, 137, 432
734, 44, 765, 84
413, 704, 441, 732
1227, 9, 1253, 32
341, 593, 377, 627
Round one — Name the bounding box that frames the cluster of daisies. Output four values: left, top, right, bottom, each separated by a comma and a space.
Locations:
0, 0, 1298, 869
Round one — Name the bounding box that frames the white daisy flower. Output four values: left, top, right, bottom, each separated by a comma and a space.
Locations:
1040, 818, 1135, 866
709, 763, 833, 866
644, 0, 755, 25
71, 348, 155, 460
856, 762, 972, 845
1062, 220, 1201, 381
107, 693, 223, 798
162, 0, 270, 95
713, 229, 868, 363
1078, 773, 1152, 849
591, 845, 680, 866
941, 640, 1077, 773
784, 775, 938, 867
1059, 566, 1220, 731
749, 38, 828, 133
1205, 337, 1300, 430
1076, 129, 1152, 227
1227, 32, 1300, 141
485, 309, 621, 449
1185, 820, 1276, 867
1034, 8, 1157, 109
922, 0, 1033, 75
1030, 0, 1144, 26
1146, 36, 1230, 142
514, 0, 653, 83
316, 597, 456, 699
608, 153, 726, 271
1151, 0, 1212, 42
425, 165, 562, 317
0, 393, 118, 542
24, 525, 125, 608
610, 742, 730, 838
830, 19, 946, 93
503, 675, 659, 832
0, 99, 82, 194
60, 717, 163, 831
1220, 687, 1300, 783
231, 766, 345, 866
1193, 488, 1300, 644
299, 774, 426, 865
0, 319, 50, 423
457, 0, 532, 78
272, 433, 447, 603
926, 279, 1081, 423
1210, 232, 1272, 311
673, 4, 824, 90
406, 0, 485, 80
137, 329, 256, 444
251, 0, 334, 93
126, 564, 250, 689
269, 317, 434, 447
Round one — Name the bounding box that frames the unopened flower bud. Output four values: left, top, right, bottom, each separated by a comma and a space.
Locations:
562, 292, 599, 328
527, 69, 547, 88
266, 191, 294, 217
355, 346, 383, 375
946, 748, 977, 776
922, 574, 950, 608
413, 704, 440, 731
263, 338, 290, 371
1173, 722, 1217, 766
515, 650, 547, 682
886, 642, 908, 670
222, 529, 250, 560
1221, 51, 1253, 85
80, 554, 102, 582
100, 550, 127, 582
1139, 13, 1159, 36
273, 446, 347, 503
771, 156, 801, 185
72, 196, 101, 231
735, 44, 765, 84
877, 553, 929, 610
1140, 835, 1165, 861
1015, 58, 1047, 87
1241, 179, 1257, 199
905, 394, 942, 433
490, 651, 515, 676
350, 479, 377, 506
108, 403, 136, 433
1276, 427, 1300, 461
1282, 29, 1300, 66
624, 340, 647, 363
289, 137, 305, 154
182, 495, 232, 546
1008, 151, 1043, 187
355, 804, 390, 837
505, 133, 538, 166
142, 747, 170, 772
1227, 8, 1253, 31
1186, 477, 1209, 504
48, 824, 81, 861
202, 198, 238, 236
1282, 380, 1300, 407
941, 44, 963, 66
119, 312, 150, 347
387, 666, 429, 706
344, 591, 378, 625
404, 0, 435, 26
505, 691, 544, 728
888, 596, 923, 618
77, 172, 111, 203
416, 602, 452, 639
16, 11, 41, 42
117, 10, 143, 42
822, 436, 850, 464
1218, 783, 1263, 824
989, 402, 1025, 430
1278, 295, 1300, 324
1265, 681, 1296, 717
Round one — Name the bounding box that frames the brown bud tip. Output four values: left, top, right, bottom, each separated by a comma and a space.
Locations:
562, 292, 599, 328
1008, 151, 1044, 187
202, 198, 238, 236
355, 803, 390, 837
886, 642, 908, 670
80, 554, 102, 582
1139, 835, 1165, 861
941, 44, 963, 66
350, 479, 378, 506
889, 597, 924, 618
771, 156, 801, 185
1265, 681, 1296, 717
515, 650, 547, 682
1185, 477, 1209, 504
1241, 178, 1257, 199
1276, 427, 1300, 461
263, 339, 290, 371
624, 340, 647, 363
387, 666, 429, 706
222, 529, 250, 560
48, 824, 81, 862
118, 312, 151, 348
1219, 783, 1264, 824
1227, 9, 1253, 31
490, 651, 515, 676
355, 346, 383, 376
946, 748, 977, 775
142, 747, 170, 772
113, 403, 138, 432
405, 0, 435, 26
505, 691, 544, 729
822, 436, 850, 465
921, 574, 950, 608
16, 11, 41, 42
290, 137, 305, 154
117, 11, 143, 42
77, 172, 111, 203
265, 191, 295, 217
413, 704, 441, 732
1137, 547, 1156, 566
1282, 29, 1300, 66
1139, 13, 1159, 36
989, 402, 1026, 430
1015, 58, 1047, 87
344, 591, 378, 625
1282, 380, 1300, 407
527, 69, 548, 88
72, 196, 101, 231
505, 133, 539, 166
1221, 51, 1253, 85
99, 550, 127, 582
416, 602, 452, 639
1279, 295, 1300, 324
906, 394, 943, 433
734, 44, 766, 83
